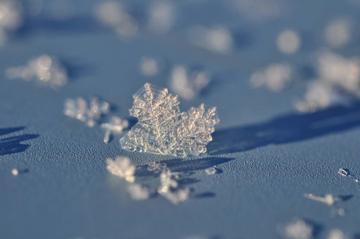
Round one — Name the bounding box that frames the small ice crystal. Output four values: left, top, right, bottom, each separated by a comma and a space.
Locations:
95, 1, 138, 38
0, 0, 23, 45
170, 65, 211, 100
205, 166, 219, 175
101, 116, 128, 144
6, 55, 69, 88
157, 168, 190, 204
106, 156, 135, 183
127, 183, 150, 200
277, 29, 301, 54
160, 187, 190, 205
120, 83, 219, 157
139, 57, 160, 77
304, 193, 338, 206
284, 219, 313, 239
64, 97, 110, 127
158, 169, 179, 194
11, 168, 19, 176
327, 229, 347, 239
325, 19, 352, 48
250, 63, 292, 92
338, 168, 350, 177
147, 161, 167, 173
148, 1, 175, 33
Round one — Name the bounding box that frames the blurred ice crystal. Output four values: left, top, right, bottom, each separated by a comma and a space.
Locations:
148, 1, 175, 33
95, 1, 138, 38
139, 56, 160, 77
120, 83, 219, 157
158, 168, 190, 204
127, 183, 150, 200
147, 161, 167, 173
106, 156, 135, 183
6, 55, 69, 88
101, 116, 129, 144
232, 0, 284, 21
283, 219, 313, 239
327, 229, 347, 239
277, 29, 301, 54
0, 0, 23, 45
188, 26, 233, 54
304, 193, 338, 206
325, 19, 352, 48
250, 63, 292, 92
205, 166, 219, 175
64, 97, 110, 127
160, 187, 190, 204
170, 65, 211, 100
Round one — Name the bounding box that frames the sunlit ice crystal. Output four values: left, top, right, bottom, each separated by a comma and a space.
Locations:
6, 55, 69, 88
169, 65, 211, 100
106, 156, 135, 183
64, 97, 111, 127
283, 219, 314, 239
0, 0, 23, 45
276, 29, 301, 54
101, 116, 129, 144
120, 83, 220, 157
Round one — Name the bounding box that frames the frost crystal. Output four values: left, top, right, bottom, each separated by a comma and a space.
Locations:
6, 55, 69, 88
106, 156, 135, 183
127, 183, 150, 200
120, 83, 219, 157
170, 65, 211, 100
101, 116, 128, 144
325, 19, 352, 48
64, 97, 110, 127
0, 0, 23, 45
283, 219, 314, 239
277, 29, 301, 54
205, 166, 219, 175
304, 193, 338, 206
327, 229, 347, 239
157, 168, 190, 204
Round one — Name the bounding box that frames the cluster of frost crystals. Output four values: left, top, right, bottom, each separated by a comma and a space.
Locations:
101, 116, 129, 144
0, 0, 23, 45
170, 65, 211, 100
157, 168, 190, 204
250, 63, 293, 92
296, 51, 360, 112
106, 156, 136, 183
64, 97, 110, 127
283, 219, 314, 239
6, 55, 69, 88
120, 83, 219, 157
95, 1, 138, 38
188, 26, 233, 54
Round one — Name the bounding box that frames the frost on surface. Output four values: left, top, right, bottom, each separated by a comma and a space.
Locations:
157, 168, 190, 204
120, 83, 219, 157
283, 219, 314, 239
139, 56, 160, 77
6, 55, 69, 88
127, 183, 150, 200
64, 97, 110, 127
106, 156, 135, 183
170, 65, 211, 100
250, 63, 292, 92
304, 193, 338, 206
95, 1, 138, 38
101, 116, 128, 144
0, 0, 23, 45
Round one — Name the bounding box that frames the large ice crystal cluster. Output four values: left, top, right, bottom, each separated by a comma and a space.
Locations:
120, 83, 219, 157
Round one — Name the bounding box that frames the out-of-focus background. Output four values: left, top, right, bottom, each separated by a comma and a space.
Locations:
1, 0, 360, 238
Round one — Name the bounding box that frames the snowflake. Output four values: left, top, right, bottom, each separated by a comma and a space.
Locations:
6, 55, 69, 88
106, 156, 135, 183
101, 116, 128, 144
120, 83, 219, 157
64, 97, 110, 127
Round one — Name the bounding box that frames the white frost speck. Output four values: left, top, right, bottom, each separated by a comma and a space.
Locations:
277, 29, 301, 54
325, 19, 352, 48
127, 184, 150, 200
304, 193, 338, 206
327, 229, 347, 239
106, 156, 135, 183
139, 57, 160, 77
148, 1, 175, 33
283, 219, 313, 239
11, 168, 19, 176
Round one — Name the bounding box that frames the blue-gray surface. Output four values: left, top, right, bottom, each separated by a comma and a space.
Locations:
1, 0, 360, 238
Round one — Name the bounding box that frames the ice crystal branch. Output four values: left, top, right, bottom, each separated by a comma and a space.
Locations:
120, 83, 219, 157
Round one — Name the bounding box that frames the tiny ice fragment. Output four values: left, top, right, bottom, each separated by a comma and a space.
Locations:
338, 168, 350, 177
188, 26, 233, 54
95, 1, 138, 38
325, 19, 352, 48
160, 187, 190, 205
139, 57, 160, 77
106, 156, 135, 183
250, 63, 292, 92
6, 55, 69, 88
64, 97, 110, 127
283, 219, 313, 239
0, 0, 23, 45
101, 116, 128, 144
170, 65, 211, 100
120, 83, 219, 157
205, 166, 219, 175
304, 193, 338, 206
327, 229, 347, 239
11, 168, 19, 176
277, 29, 301, 54
128, 183, 150, 200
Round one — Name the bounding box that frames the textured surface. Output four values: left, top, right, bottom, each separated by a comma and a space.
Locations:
1, 0, 360, 238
